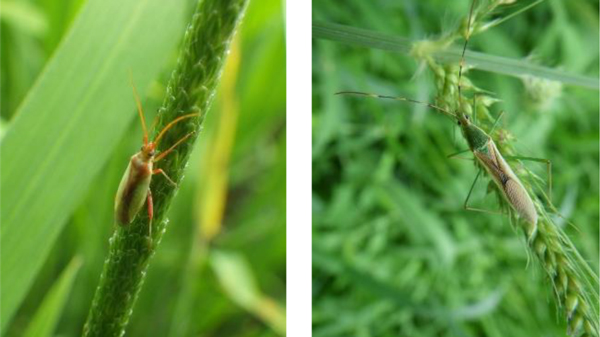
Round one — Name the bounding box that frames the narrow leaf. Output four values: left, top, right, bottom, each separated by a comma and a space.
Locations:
312, 21, 599, 90
23, 257, 83, 337
211, 250, 286, 335
0, 0, 187, 331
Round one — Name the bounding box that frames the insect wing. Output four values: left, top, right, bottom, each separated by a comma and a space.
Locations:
114, 155, 153, 225
475, 140, 538, 226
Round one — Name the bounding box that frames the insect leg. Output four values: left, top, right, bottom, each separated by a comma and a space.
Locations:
147, 189, 153, 237
153, 168, 177, 187
505, 155, 552, 202
447, 148, 472, 160
464, 169, 504, 215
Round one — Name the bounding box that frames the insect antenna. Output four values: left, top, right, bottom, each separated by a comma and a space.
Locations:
154, 131, 196, 162
336, 91, 455, 119
153, 112, 200, 146
149, 111, 161, 134
457, 0, 477, 105
485, 0, 545, 32
129, 71, 149, 145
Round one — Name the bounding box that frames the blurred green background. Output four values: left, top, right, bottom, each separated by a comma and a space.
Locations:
312, 0, 598, 336
1, 0, 285, 336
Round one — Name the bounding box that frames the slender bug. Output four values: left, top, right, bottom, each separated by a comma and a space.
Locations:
336, 0, 552, 238
114, 76, 198, 237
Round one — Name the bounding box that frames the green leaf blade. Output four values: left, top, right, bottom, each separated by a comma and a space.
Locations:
312, 21, 599, 90
23, 257, 83, 337
0, 0, 187, 331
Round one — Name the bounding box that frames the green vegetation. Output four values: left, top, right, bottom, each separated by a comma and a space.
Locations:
83, 0, 249, 335
312, 0, 599, 336
1, 0, 285, 335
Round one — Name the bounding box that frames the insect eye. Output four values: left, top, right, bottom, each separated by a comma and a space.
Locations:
465, 115, 470, 120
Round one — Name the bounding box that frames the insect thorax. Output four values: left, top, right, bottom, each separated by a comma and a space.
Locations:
461, 124, 490, 152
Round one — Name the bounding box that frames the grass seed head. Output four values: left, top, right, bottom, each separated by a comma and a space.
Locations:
421, 2, 600, 335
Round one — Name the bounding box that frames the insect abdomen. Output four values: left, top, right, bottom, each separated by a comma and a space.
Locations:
114, 154, 152, 225
475, 140, 538, 228
504, 178, 537, 225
